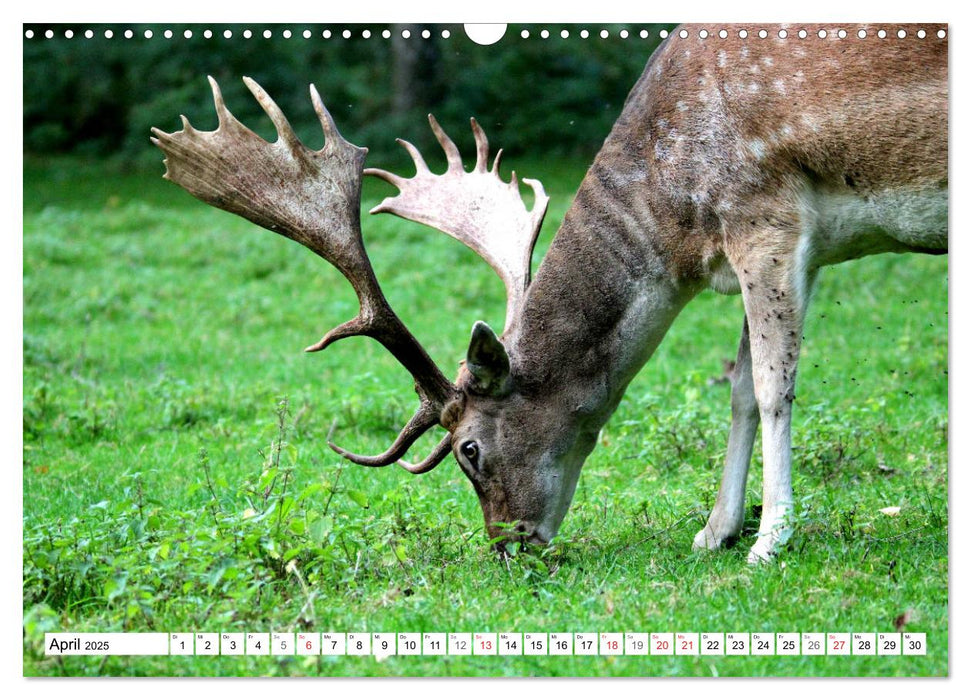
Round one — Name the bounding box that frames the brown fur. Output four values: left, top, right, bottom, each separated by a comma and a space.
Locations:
451, 25, 947, 550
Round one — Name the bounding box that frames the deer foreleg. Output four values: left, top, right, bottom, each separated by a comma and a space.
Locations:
733, 235, 813, 563
693, 317, 759, 550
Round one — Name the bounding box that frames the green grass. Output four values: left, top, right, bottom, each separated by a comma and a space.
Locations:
22, 155, 947, 677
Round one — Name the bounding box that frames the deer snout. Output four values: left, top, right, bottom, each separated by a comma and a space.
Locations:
489, 521, 549, 555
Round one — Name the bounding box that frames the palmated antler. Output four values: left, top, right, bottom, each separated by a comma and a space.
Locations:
366, 116, 549, 332
151, 77, 458, 471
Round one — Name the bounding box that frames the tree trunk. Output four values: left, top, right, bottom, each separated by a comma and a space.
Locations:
391, 24, 443, 116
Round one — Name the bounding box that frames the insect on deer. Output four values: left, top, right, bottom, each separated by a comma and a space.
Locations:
152, 25, 947, 563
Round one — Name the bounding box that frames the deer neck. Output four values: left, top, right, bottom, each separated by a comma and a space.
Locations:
506, 152, 701, 426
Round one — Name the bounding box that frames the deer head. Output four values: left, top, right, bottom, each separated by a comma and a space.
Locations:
152, 77, 580, 548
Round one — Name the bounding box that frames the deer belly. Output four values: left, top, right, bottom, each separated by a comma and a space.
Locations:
801, 186, 948, 268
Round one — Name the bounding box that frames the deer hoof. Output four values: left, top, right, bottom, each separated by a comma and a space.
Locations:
746, 541, 776, 564
692, 513, 743, 551
692, 524, 737, 551
746, 528, 792, 563
692, 528, 720, 551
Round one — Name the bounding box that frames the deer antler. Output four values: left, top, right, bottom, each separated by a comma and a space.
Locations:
151, 77, 458, 471
366, 116, 549, 333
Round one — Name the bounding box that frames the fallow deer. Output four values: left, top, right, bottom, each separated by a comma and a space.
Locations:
152, 24, 947, 563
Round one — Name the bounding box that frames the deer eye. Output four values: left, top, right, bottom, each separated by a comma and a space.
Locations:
460, 440, 480, 467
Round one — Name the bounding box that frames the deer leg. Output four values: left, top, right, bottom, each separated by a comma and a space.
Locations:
693, 317, 759, 550
735, 245, 813, 563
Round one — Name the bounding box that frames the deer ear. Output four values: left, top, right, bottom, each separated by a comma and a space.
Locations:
466, 321, 510, 395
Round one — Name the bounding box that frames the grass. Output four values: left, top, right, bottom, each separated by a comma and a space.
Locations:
22, 154, 947, 677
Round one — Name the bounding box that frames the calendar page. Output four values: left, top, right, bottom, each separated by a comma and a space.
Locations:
21, 10, 949, 679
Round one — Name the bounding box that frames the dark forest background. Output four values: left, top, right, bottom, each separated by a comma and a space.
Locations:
23, 23, 672, 170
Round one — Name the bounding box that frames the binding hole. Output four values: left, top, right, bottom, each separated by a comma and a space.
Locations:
464, 24, 507, 45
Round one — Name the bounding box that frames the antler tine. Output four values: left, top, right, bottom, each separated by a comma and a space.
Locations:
523, 178, 549, 230
154, 77, 460, 474
363, 138, 429, 192
207, 75, 242, 132
243, 76, 302, 154
366, 117, 550, 333
491, 149, 503, 175
303, 316, 367, 354
399, 139, 431, 174
328, 400, 440, 467
427, 114, 465, 173
308, 83, 344, 148
470, 118, 489, 174
397, 435, 453, 474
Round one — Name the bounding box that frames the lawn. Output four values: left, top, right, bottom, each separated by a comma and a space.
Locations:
22, 153, 947, 676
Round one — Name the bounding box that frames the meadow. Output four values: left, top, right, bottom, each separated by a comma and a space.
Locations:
22, 153, 948, 676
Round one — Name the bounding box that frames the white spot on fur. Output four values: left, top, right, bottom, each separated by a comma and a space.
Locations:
718, 50, 727, 67
773, 79, 787, 95
747, 139, 767, 159
800, 114, 820, 132
762, 56, 774, 66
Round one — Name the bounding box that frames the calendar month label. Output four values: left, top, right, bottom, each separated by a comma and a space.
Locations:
44, 633, 169, 656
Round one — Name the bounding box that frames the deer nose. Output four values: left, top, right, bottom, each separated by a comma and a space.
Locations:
490, 521, 548, 554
